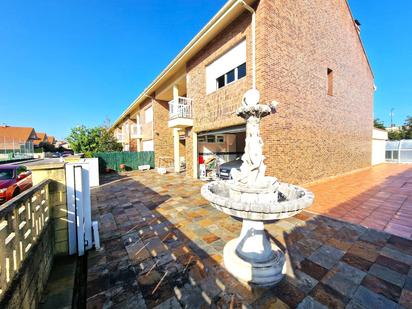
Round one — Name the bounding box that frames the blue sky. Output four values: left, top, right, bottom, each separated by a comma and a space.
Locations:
0, 0, 410, 139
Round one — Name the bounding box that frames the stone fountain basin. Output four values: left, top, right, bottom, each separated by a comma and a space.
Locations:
201, 180, 314, 221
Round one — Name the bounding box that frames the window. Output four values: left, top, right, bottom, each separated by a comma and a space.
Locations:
216, 63, 246, 90
198, 136, 206, 143
216, 135, 225, 143
216, 75, 225, 89
237, 63, 246, 79
207, 135, 215, 143
226, 69, 235, 84
145, 106, 153, 123
327, 68, 333, 96
206, 39, 246, 93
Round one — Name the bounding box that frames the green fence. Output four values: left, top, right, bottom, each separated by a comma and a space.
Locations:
93, 151, 155, 172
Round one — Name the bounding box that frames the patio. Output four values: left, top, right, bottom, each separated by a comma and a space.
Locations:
87, 165, 412, 308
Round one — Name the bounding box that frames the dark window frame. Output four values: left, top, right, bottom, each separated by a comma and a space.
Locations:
216, 62, 247, 90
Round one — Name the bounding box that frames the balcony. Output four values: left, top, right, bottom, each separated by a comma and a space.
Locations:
168, 96, 193, 128
130, 124, 142, 138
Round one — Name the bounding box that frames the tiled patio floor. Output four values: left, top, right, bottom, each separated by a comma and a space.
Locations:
87, 169, 412, 308
308, 164, 412, 239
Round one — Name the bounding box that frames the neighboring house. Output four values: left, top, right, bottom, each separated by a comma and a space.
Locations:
47, 135, 56, 145
111, 0, 374, 184
0, 125, 38, 151
33, 132, 48, 148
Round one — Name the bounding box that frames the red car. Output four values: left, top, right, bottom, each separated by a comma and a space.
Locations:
0, 165, 33, 205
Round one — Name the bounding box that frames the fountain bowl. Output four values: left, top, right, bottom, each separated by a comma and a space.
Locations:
201, 180, 314, 285
201, 180, 314, 221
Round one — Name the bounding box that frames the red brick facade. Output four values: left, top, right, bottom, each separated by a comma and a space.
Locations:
115, 0, 374, 184
186, 0, 374, 184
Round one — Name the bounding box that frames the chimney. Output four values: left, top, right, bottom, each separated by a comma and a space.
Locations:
354, 19, 361, 34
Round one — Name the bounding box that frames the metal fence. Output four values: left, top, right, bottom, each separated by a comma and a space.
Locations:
386, 140, 412, 163
0, 138, 34, 161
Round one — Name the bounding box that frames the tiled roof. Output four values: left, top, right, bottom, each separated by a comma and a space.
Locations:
0, 126, 37, 142
33, 132, 47, 146
47, 136, 55, 144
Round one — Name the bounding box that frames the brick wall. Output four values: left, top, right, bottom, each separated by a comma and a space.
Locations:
186, 11, 254, 174
186, 0, 373, 183
153, 99, 174, 167
256, 0, 374, 184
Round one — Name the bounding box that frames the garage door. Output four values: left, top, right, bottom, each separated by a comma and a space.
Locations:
143, 140, 154, 151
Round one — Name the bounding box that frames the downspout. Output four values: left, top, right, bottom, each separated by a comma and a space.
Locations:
238, 0, 256, 90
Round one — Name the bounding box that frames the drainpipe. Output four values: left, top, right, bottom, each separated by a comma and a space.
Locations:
238, 0, 256, 90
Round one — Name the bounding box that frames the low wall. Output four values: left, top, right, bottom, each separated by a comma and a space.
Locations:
30, 163, 68, 255
0, 223, 54, 309
0, 180, 54, 308
372, 128, 388, 165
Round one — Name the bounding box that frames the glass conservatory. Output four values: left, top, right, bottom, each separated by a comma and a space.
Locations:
386, 140, 412, 163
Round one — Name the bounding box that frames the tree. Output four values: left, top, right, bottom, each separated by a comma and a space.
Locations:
403, 115, 412, 139
66, 125, 122, 153
373, 118, 386, 130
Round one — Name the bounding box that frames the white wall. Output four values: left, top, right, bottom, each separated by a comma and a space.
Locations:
372, 128, 388, 165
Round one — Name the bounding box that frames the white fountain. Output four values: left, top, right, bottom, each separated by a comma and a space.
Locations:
201, 89, 314, 286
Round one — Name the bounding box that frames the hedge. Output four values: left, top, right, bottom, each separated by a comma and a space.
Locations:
93, 151, 154, 172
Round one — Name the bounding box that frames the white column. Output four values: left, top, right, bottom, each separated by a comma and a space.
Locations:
174, 128, 180, 173
192, 131, 198, 178
173, 84, 179, 101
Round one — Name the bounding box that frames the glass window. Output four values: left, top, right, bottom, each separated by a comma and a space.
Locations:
207, 135, 215, 143
393, 151, 399, 160
216, 75, 225, 89
0, 169, 14, 180
198, 136, 205, 143
237, 63, 246, 79
385, 151, 392, 160
226, 69, 235, 84
216, 135, 224, 143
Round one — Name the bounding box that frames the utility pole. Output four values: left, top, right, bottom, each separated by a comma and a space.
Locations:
390, 108, 395, 128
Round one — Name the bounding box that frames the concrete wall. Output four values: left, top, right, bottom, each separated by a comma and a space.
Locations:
372, 128, 388, 165
0, 223, 54, 309
31, 163, 69, 255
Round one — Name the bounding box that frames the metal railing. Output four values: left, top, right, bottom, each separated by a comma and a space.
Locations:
168, 97, 193, 120
0, 180, 50, 297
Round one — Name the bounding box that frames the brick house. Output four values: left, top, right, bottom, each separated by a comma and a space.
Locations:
112, 0, 374, 185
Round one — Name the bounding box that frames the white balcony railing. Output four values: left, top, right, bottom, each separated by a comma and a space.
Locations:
168, 97, 193, 120
130, 124, 142, 138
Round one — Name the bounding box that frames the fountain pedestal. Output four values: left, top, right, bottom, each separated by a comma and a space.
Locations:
224, 220, 285, 285
201, 89, 314, 286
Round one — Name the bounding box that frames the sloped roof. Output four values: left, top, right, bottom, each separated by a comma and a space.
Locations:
47, 136, 55, 144
33, 132, 47, 146
0, 126, 37, 142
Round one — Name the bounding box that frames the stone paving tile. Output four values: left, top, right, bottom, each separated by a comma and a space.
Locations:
87, 170, 412, 308
368, 263, 406, 288
360, 274, 402, 303
308, 245, 345, 269
347, 286, 398, 309
321, 262, 366, 298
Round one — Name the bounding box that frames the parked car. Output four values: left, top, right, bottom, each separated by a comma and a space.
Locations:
217, 158, 243, 180
0, 165, 33, 205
